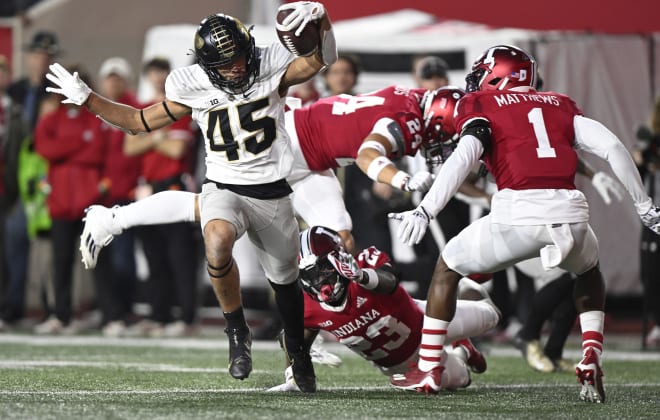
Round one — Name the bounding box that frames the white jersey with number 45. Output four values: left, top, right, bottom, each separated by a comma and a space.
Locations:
165, 42, 296, 185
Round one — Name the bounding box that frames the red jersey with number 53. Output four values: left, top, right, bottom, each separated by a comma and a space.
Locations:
303, 246, 423, 368
293, 86, 426, 171
454, 89, 583, 190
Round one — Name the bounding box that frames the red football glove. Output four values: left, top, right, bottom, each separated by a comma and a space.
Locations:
327, 250, 363, 282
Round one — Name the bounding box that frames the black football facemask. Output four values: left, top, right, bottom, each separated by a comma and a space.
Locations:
299, 253, 350, 307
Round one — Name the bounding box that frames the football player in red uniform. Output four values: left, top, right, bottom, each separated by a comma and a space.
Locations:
388, 45, 660, 402
286, 84, 463, 251
266, 225, 500, 392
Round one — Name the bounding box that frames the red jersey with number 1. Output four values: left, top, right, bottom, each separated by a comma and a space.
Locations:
294, 86, 426, 171
303, 246, 423, 368
454, 89, 583, 190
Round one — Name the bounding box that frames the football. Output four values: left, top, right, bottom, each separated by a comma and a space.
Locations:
276, 9, 320, 57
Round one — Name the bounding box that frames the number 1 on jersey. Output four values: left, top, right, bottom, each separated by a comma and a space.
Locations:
528, 107, 557, 158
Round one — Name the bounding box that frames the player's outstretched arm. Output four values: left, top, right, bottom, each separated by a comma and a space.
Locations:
46, 63, 190, 134
356, 135, 433, 193
573, 115, 660, 232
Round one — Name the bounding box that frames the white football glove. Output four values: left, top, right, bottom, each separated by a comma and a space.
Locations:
45, 63, 92, 106
388, 206, 431, 246
402, 171, 434, 193
277, 1, 325, 36
266, 366, 300, 392
327, 250, 363, 282
591, 172, 624, 205
640, 205, 660, 235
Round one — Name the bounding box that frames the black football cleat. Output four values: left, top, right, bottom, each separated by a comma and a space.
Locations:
283, 337, 317, 393
225, 327, 252, 380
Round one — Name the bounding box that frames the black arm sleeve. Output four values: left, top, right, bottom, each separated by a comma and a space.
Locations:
460, 118, 492, 154
362, 264, 399, 294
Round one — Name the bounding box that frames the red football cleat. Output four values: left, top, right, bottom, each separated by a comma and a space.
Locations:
454, 338, 487, 374
390, 365, 444, 395
575, 347, 605, 403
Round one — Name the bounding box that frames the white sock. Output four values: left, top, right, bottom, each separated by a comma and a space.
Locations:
579, 310, 604, 357
115, 191, 197, 230
418, 316, 449, 372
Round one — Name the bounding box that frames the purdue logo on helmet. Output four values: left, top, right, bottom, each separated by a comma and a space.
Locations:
298, 226, 350, 306
465, 45, 537, 93
194, 14, 260, 95
419, 86, 465, 167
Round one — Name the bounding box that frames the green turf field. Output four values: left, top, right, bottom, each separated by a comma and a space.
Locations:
1, 334, 659, 419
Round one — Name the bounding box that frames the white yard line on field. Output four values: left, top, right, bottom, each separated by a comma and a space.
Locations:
0, 359, 242, 373
488, 346, 660, 362
1, 333, 660, 361
0, 333, 283, 351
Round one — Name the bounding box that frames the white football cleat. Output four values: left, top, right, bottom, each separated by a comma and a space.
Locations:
266, 367, 301, 392
79, 205, 122, 269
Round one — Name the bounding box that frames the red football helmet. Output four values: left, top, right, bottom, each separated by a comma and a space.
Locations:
465, 45, 537, 93
298, 226, 350, 306
420, 86, 465, 167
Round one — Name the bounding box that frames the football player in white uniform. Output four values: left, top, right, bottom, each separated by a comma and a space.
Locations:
45, 2, 337, 393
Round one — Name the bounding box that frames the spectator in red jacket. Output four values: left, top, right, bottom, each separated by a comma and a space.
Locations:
94, 57, 142, 337
34, 66, 108, 333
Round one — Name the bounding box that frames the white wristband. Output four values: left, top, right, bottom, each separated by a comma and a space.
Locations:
360, 268, 379, 290
366, 156, 393, 181
391, 170, 410, 190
